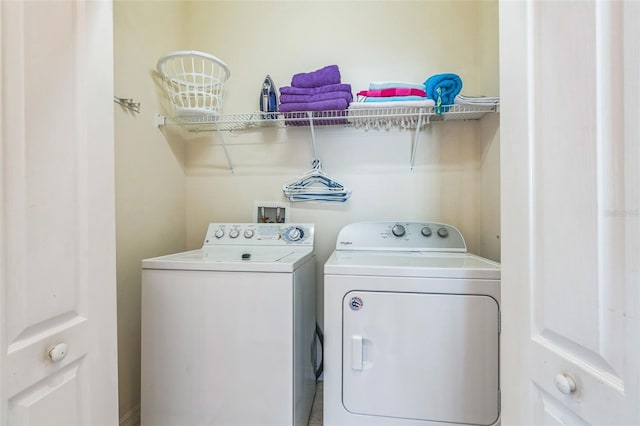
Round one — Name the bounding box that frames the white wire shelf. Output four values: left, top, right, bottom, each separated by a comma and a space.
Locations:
154, 103, 499, 173
155, 103, 499, 132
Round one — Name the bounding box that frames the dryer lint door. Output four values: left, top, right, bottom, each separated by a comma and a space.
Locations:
342, 291, 500, 426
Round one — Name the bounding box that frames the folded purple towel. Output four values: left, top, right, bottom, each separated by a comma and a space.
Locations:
280, 83, 352, 96
278, 98, 348, 113
280, 91, 353, 104
291, 65, 341, 88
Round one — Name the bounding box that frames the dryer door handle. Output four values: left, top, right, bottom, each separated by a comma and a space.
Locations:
352, 335, 363, 370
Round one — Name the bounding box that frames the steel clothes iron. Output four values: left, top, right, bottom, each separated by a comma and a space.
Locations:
260, 74, 278, 119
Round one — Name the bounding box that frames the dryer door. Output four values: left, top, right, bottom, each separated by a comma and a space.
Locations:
342, 291, 500, 425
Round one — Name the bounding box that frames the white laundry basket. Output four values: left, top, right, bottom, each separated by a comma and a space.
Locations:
156, 50, 231, 118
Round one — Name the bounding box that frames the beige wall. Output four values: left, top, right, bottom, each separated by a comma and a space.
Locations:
114, 0, 500, 422
186, 1, 495, 113
114, 1, 188, 421
181, 0, 501, 325
477, 0, 501, 262
480, 113, 501, 262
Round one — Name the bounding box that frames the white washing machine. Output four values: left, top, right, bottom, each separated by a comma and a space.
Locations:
141, 223, 317, 426
323, 221, 501, 426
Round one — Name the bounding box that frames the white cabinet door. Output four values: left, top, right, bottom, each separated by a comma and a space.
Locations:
500, 0, 640, 424
0, 1, 118, 424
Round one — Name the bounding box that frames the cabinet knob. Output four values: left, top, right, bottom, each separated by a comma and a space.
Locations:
48, 343, 68, 363
554, 373, 577, 395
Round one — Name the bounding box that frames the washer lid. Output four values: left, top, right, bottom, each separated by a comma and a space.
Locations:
324, 251, 500, 279
141, 246, 314, 272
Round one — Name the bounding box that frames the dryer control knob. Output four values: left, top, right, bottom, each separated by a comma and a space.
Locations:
437, 227, 449, 238
244, 229, 255, 239
229, 229, 240, 239
421, 226, 432, 237
392, 224, 406, 237
214, 228, 225, 239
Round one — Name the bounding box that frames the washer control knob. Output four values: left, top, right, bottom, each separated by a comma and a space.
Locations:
244, 229, 255, 239
285, 227, 304, 241
437, 227, 449, 238
421, 226, 432, 237
214, 228, 225, 239
229, 229, 240, 239
392, 224, 406, 237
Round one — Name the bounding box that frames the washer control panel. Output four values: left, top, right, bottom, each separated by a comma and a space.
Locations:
335, 221, 466, 252
203, 223, 314, 246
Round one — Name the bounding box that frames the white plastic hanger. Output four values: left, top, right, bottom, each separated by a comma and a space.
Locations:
283, 158, 352, 203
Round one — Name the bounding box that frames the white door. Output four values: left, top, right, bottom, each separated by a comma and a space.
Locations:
0, 1, 119, 424
500, 0, 640, 424
342, 291, 499, 425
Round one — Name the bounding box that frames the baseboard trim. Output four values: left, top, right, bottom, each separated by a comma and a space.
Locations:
119, 404, 140, 426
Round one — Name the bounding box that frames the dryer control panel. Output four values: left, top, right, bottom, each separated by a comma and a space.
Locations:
335, 221, 466, 252
203, 223, 314, 246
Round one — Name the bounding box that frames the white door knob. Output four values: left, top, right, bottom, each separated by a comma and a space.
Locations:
554, 373, 577, 395
48, 343, 68, 363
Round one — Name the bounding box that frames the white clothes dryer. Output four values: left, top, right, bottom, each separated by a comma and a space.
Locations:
141, 223, 317, 426
323, 221, 501, 426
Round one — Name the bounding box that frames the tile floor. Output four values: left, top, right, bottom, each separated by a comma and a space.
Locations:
307, 381, 323, 426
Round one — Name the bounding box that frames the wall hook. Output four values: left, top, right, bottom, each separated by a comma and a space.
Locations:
114, 96, 141, 113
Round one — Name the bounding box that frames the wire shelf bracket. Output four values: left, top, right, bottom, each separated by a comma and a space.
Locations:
114, 96, 141, 113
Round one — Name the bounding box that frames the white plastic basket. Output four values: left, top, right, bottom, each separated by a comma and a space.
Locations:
156, 50, 231, 118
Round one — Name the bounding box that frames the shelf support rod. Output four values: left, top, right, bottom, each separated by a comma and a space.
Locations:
307, 112, 318, 158
410, 108, 425, 170
215, 129, 235, 173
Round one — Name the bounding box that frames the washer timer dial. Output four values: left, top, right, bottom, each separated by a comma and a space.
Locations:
284, 226, 304, 242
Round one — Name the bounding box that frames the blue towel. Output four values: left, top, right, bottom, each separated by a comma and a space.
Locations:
424, 73, 463, 114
